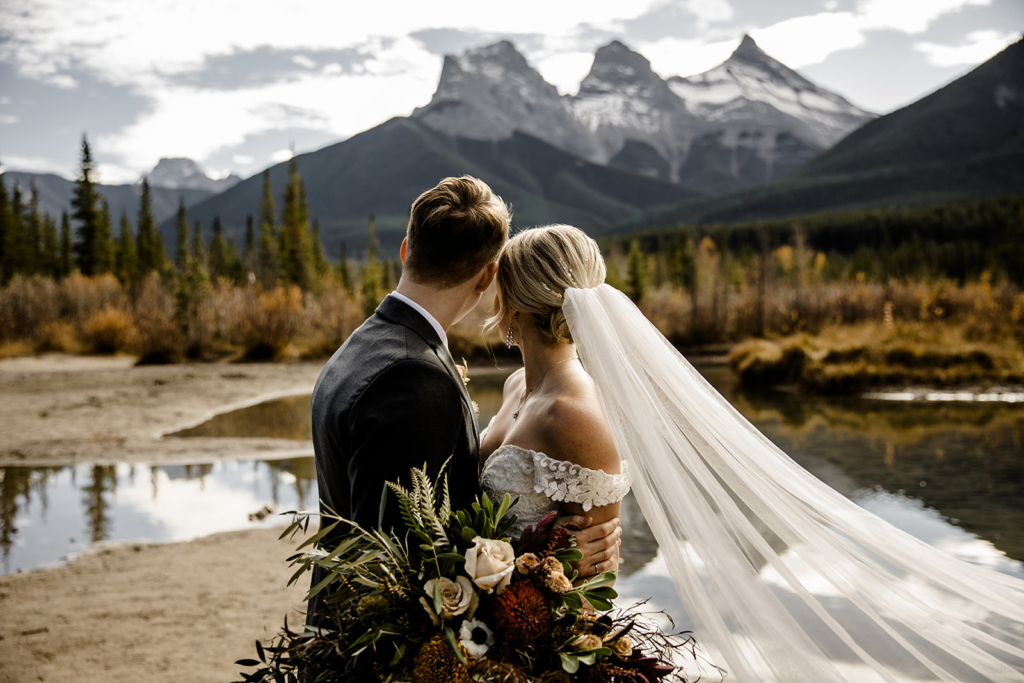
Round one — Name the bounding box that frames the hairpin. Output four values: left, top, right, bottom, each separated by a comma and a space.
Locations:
559, 258, 579, 287
542, 283, 564, 299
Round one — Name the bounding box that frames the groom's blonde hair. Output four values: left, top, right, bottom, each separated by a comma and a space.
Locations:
487, 225, 605, 345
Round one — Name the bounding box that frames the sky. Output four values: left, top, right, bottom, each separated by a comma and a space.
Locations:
0, 0, 1020, 185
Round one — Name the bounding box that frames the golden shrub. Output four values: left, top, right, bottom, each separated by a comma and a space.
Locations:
82, 307, 135, 354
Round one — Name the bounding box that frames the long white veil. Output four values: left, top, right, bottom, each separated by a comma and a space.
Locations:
563, 284, 1024, 683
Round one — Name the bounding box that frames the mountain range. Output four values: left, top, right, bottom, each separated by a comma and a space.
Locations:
412, 37, 874, 193
619, 37, 1024, 230
172, 36, 879, 253
147, 158, 241, 193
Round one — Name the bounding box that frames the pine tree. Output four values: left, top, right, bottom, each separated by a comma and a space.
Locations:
279, 158, 315, 290
136, 177, 161, 275
310, 218, 328, 280
173, 198, 189, 273
626, 239, 650, 303
208, 214, 227, 281
94, 197, 116, 274
9, 183, 26, 276
71, 135, 102, 275
361, 214, 384, 319
0, 174, 10, 282
40, 213, 60, 279
256, 170, 278, 288
176, 218, 211, 350
24, 179, 43, 275
116, 210, 137, 285
337, 240, 352, 294
244, 214, 255, 266
59, 211, 73, 278
225, 237, 246, 283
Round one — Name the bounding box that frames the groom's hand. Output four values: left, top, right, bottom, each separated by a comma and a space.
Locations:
555, 515, 621, 579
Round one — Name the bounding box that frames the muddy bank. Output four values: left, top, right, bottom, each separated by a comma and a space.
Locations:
0, 354, 325, 467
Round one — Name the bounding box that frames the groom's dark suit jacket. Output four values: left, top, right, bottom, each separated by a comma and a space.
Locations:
306, 294, 481, 622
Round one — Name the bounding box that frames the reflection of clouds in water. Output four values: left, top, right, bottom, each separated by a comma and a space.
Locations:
855, 489, 1024, 580
1, 461, 308, 573
115, 462, 297, 542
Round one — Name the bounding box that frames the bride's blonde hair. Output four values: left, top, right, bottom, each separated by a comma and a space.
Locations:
486, 225, 606, 345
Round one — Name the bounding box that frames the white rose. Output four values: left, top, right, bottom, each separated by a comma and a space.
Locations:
570, 633, 603, 651
464, 537, 515, 594
419, 576, 478, 626
608, 635, 634, 658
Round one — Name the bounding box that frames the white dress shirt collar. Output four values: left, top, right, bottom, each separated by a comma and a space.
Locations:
388, 291, 449, 351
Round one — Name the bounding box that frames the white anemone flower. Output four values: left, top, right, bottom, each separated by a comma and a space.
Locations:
459, 618, 495, 658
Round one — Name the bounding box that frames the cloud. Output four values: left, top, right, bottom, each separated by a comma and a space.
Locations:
751, 12, 866, 68
167, 46, 377, 90
857, 0, 991, 34
534, 52, 596, 95
639, 37, 739, 77
914, 29, 1019, 67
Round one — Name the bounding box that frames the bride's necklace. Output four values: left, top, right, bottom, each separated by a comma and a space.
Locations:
512, 356, 579, 420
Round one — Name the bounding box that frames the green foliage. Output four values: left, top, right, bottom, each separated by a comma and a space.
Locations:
136, 178, 165, 276
71, 135, 103, 276
279, 158, 316, 291
59, 211, 73, 278
360, 214, 384, 319
174, 198, 189, 273
626, 239, 649, 303
93, 197, 116, 275
256, 170, 278, 289
208, 214, 227, 281
115, 210, 137, 285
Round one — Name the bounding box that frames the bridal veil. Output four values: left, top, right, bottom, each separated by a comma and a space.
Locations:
563, 283, 1024, 683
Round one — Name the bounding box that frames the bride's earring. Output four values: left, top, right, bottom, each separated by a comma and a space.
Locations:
505, 314, 517, 349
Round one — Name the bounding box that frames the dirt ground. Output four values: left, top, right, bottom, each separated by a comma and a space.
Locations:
0, 354, 325, 683
0, 354, 325, 467
0, 527, 309, 683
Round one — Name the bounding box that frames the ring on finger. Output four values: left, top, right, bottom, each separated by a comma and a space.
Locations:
593, 562, 600, 575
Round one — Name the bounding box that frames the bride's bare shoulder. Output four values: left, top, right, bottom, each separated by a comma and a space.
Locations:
502, 367, 525, 399
536, 387, 620, 476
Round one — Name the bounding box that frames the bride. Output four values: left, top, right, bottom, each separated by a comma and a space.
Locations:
478, 224, 1024, 683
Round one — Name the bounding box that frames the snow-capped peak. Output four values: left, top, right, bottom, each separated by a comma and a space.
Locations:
668, 35, 874, 147
146, 158, 240, 193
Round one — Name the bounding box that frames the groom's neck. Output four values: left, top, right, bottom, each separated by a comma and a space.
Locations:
395, 275, 471, 331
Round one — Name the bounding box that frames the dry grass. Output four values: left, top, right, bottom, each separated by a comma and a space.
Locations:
730, 321, 1024, 393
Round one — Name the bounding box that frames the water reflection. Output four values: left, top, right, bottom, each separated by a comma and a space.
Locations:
4, 362, 1022, 587
0, 459, 316, 574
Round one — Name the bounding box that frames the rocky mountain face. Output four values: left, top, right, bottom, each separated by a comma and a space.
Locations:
147, 157, 241, 193
412, 37, 876, 194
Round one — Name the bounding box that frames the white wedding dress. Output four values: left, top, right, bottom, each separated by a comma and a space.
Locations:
479, 444, 632, 540
481, 283, 1024, 683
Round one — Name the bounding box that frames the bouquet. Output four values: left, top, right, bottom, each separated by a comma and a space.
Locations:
234, 461, 701, 683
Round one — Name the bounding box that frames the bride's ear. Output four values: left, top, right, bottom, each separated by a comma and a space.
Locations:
474, 262, 498, 294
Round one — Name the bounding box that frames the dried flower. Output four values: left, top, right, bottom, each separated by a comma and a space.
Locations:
413, 634, 469, 683
355, 594, 390, 620
458, 618, 495, 658
570, 633, 603, 651
515, 553, 543, 575
465, 537, 515, 594
607, 635, 634, 658
543, 570, 573, 594
493, 579, 553, 644
419, 576, 477, 626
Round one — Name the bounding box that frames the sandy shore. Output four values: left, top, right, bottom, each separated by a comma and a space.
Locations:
0, 354, 325, 467
0, 527, 309, 683
0, 354, 326, 682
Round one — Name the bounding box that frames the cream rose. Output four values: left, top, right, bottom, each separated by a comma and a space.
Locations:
464, 537, 515, 594
608, 635, 634, 658
419, 576, 478, 626
570, 633, 603, 651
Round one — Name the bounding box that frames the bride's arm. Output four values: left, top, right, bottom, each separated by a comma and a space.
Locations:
535, 396, 625, 583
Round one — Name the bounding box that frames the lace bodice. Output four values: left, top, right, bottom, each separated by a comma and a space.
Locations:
479, 444, 631, 540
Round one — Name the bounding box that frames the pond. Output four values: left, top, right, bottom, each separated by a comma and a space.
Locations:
3, 363, 1022, 642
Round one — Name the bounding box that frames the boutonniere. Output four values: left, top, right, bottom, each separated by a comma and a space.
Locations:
455, 358, 470, 387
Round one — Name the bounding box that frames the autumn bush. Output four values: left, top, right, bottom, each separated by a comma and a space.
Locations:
232, 285, 304, 360
133, 273, 183, 364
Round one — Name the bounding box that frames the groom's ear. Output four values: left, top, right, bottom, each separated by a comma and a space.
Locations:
400, 238, 408, 264
474, 262, 498, 293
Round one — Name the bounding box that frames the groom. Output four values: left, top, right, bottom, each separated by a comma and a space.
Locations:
307, 176, 619, 622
